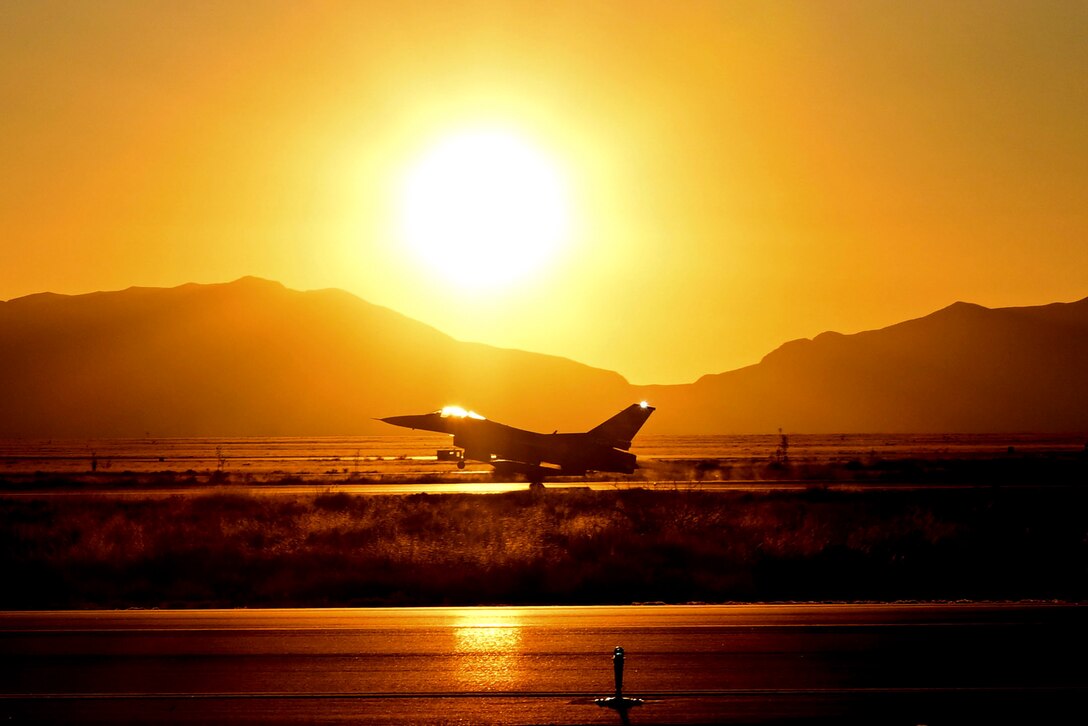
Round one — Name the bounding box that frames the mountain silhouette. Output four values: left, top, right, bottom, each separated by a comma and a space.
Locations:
0, 278, 630, 436
636, 297, 1088, 433
2, 277, 1086, 436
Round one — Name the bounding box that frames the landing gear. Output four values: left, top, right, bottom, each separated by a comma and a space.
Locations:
457, 459, 465, 470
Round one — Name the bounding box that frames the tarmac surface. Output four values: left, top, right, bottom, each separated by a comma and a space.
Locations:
7, 481, 1074, 497
2, 604, 1085, 724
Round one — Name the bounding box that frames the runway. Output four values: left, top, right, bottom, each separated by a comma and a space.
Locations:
2, 604, 1084, 723
4, 481, 1081, 499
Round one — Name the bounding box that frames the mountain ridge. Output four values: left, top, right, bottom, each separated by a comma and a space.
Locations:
1, 278, 632, 436
639, 294, 1088, 433
2, 278, 1086, 435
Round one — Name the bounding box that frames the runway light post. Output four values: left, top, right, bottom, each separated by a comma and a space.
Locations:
595, 645, 644, 713
613, 646, 624, 696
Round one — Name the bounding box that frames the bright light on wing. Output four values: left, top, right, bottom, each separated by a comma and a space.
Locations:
639, 401, 649, 409
441, 405, 486, 420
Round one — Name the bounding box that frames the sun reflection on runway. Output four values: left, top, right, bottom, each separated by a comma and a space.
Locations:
452, 609, 523, 690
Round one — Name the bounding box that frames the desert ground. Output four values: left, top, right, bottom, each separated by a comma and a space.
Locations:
3, 434, 1085, 609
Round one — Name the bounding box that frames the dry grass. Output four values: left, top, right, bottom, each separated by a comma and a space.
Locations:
2, 487, 1085, 608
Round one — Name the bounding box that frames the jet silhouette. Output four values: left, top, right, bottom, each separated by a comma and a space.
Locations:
380, 403, 655, 481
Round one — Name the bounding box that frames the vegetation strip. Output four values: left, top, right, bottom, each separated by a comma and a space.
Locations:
4, 488, 1086, 608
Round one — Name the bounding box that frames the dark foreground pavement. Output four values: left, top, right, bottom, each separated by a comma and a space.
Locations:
2, 604, 1085, 724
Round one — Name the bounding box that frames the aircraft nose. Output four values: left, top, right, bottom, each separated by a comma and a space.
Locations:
379, 415, 421, 428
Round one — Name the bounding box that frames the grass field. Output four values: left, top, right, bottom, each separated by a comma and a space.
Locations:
3, 486, 1085, 608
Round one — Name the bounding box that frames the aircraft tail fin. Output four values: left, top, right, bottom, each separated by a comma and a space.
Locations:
588, 403, 655, 450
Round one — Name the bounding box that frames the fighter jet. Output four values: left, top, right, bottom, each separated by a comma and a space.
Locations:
379, 402, 655, 481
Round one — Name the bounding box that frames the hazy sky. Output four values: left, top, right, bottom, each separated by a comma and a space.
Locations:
3, 1, 1085, 384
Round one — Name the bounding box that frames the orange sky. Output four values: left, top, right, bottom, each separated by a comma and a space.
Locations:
2, 1, 1086, 384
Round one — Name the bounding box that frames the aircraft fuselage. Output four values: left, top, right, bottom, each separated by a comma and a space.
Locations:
379, 403, 654, 477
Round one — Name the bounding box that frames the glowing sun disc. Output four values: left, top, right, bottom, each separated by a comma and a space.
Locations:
398, 129, 571, 287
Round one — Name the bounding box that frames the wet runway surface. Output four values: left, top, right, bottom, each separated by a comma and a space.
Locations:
2, 604, 1085, 723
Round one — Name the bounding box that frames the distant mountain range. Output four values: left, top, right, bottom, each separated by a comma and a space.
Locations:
641, 297, 1088, 433
2, 277, 1086, 436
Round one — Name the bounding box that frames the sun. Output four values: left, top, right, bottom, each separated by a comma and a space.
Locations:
397, 128, 571, 288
